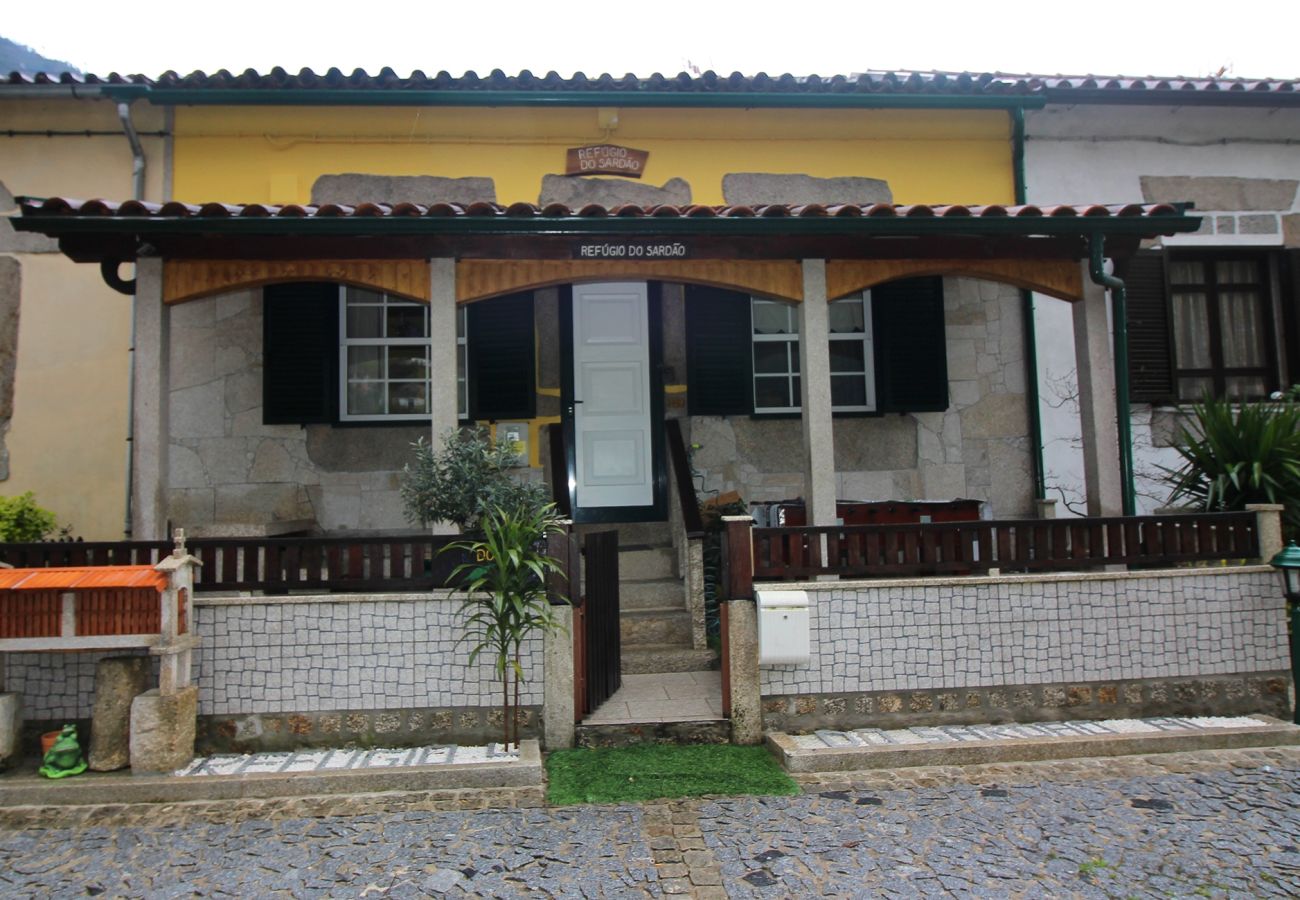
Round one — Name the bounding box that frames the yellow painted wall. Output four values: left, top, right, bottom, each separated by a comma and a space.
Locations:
173, 106, 1014, 206
1, 98, 167, 539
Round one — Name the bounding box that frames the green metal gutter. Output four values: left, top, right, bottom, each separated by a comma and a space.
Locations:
1088, 235, 1137, 516
100, 85, 1046, 111
1012, 107, 1047, 503
1040, 89, 1300, 109
13, 211, 1197, 239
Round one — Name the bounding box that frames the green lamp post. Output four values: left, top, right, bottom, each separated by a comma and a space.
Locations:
1268, 541, 1300, 725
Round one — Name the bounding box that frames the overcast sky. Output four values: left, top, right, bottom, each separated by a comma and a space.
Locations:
6, 0, 1296, 81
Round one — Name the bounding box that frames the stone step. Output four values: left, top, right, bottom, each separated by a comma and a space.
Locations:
620, 578, 686, 611
618, 546, 677, 581
621, 645, 718, 675
766, 715, 1300, 774
620, 608, 693, 646
576, 720, 730, 748
575, 521, 673, 547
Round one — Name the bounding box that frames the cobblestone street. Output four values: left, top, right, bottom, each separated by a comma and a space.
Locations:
2, 748, 1299, 898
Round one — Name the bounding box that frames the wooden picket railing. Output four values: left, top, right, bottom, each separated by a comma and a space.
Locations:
0, 534, 465, 594
751, 511, 1261, 581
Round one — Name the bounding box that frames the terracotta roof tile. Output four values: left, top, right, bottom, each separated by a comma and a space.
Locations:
0, 566, 167, 592
17, 196, 1189, 222
5, 67, 1294, 104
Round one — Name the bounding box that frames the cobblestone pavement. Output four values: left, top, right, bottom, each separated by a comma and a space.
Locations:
2, 747, 1299, 898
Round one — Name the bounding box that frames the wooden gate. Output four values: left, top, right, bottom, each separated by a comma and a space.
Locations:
574, 529, 621, 720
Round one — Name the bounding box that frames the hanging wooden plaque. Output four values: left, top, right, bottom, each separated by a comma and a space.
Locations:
565, 144, 649, 178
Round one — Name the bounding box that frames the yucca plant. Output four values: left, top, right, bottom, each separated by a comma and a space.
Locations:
443, 502, 569, 751
1164, 389, 1300, 540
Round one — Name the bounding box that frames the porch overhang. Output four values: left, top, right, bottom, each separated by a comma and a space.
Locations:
15, 197, 1201, 304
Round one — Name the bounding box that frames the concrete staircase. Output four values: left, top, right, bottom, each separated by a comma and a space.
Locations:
579, 522, 716, 675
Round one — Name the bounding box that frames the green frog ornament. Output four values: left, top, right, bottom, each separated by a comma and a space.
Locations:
39, 724, 87, 778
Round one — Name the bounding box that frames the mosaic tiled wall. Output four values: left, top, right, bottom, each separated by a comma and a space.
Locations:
3, 592, 541, 721
759, 567, 1288, 697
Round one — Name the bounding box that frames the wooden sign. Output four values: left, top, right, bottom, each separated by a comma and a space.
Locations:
576, 241, 689, 259
565, 144, 649, 178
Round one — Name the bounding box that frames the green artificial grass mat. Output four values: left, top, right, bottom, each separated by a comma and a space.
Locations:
545, 744, 800, 806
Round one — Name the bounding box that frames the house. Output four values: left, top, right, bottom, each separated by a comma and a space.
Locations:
1020, 77, 1300, 515
4, 67, 1251, 540
1, 68, 1294, 755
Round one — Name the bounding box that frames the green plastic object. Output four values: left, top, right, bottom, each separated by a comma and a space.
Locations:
39, 724, 88, 779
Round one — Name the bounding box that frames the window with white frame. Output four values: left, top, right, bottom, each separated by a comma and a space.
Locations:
338, 286, 467, 421
751, 295, 875, 413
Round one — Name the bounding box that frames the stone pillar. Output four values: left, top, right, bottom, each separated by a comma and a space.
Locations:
1248, 503, 1286, 562
428, 258, 459, 438
1072, 266, 1123, 517
685, 539, 706, 650
88, 656, 152, 771
131, 257, 171, 539
799, 260, 836, 528
0, 692, 19, 768
428, 258, 460, 535
129, 685, 198, 773
1035, 498, 1058, 519
153, 530, 200, 694
542, 604, 575, 750
726, 599, 762, 745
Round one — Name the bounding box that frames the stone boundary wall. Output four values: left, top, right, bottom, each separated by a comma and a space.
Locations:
758, 567, 1290, 728
3, 592, 544, 751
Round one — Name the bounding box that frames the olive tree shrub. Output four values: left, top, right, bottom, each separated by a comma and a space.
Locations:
400, 426, 548, 532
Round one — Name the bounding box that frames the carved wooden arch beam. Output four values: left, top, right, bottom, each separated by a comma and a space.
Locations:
456, 259, 804, 304
825, 258, 1083, 303
162, 259, 431, 305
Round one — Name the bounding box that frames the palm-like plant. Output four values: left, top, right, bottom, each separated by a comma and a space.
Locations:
444, 502, 569, 750
1164, 390, 1300, 539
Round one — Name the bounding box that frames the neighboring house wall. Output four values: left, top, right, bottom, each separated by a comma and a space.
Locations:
759, 567, 1290, 733
685, 277, 1034, 517
0, 97, 168, 539
1024, 104, 1300, 514
2, 592, 541, 752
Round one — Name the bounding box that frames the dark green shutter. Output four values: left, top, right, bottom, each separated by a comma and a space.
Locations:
467, 291, 535, 420
262, 282, 338, 424
1120, 250, 1174, 403
873, 276, 948, 413
1283, 250, 1300, 388
685, 285, 753, 415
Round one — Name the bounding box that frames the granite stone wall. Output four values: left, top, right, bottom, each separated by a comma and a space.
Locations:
166, 289, 420, 535
756, 566, 1290, 728
686, 276, 1033, 517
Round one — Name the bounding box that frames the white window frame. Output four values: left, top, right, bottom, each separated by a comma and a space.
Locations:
337, 286, 467, 422
828, 293, 876, 413
751, 298, 801, 413
750, 294, 876, 414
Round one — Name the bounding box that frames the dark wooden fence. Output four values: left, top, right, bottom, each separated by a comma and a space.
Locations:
575, 529, 621, 720
752, 511, 1261, 580
0, 534, 465, 594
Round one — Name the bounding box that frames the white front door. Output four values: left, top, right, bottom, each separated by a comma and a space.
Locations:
572, 282, 654, 509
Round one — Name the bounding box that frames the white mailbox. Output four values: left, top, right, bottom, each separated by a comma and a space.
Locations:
756, 589, 811, 666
